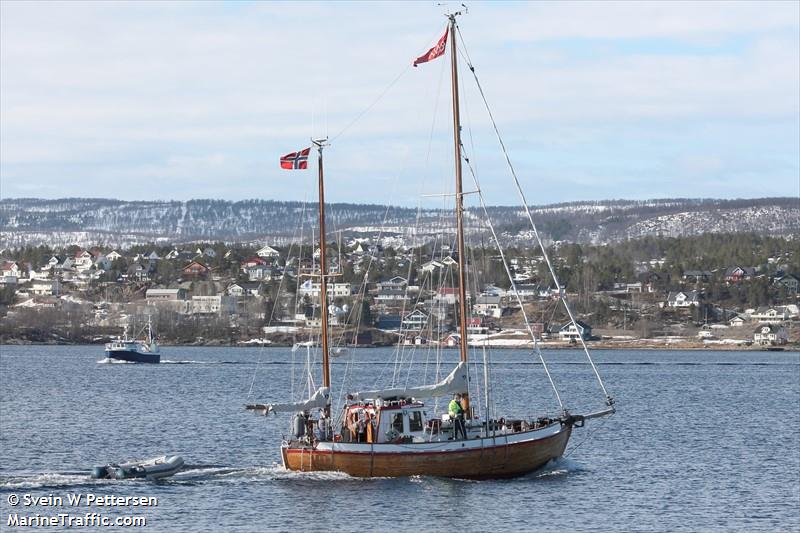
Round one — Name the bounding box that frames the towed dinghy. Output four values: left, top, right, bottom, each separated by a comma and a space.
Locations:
91, 455, 183, 480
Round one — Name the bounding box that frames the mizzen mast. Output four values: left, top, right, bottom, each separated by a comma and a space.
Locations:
313, 138, 332, 416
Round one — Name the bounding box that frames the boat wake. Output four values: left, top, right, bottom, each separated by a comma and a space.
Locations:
160, 360, 252, 365
530, 458, 583, 479
96, 357, 135, 364
1, 459, 581, 491
1, 472, 113, 491
97, 359, 252, 365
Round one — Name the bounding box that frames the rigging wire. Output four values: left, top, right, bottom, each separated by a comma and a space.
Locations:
330, 65, 411, 143
460, 145, 565, 412
246, 181, 312, 402
563, 411, 615, 459
456, 24, 614, 408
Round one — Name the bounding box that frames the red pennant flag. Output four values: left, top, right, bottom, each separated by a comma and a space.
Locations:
413, 27, 448, 67
280, 147, 310, 170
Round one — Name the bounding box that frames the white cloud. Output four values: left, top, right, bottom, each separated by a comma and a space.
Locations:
0, 1, 797, 204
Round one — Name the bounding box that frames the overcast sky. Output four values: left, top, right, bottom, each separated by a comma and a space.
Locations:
1, 1, 798, 207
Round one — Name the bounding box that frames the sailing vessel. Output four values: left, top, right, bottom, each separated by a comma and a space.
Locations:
104, 316, 160, 364
248, 12, 615, 479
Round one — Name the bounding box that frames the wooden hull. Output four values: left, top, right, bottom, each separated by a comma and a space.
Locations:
281, 422, 571, 479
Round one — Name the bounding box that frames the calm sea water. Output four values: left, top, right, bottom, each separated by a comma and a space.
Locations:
1, 345, 798, 532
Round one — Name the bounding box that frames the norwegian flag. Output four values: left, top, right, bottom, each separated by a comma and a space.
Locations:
280, 147, 311, 170
413, 27, 448, 67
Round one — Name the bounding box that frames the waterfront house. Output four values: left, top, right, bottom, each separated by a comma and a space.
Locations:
753, 324, 788, 346
558, 320, 592, 342
749, 306, 789, 324
402, 309, 429, 330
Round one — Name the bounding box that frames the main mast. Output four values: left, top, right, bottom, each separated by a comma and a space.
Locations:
449, 13, 470, 411
313, 138, 331, 417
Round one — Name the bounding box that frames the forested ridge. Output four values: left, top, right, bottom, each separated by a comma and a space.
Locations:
1, 197, 797, 248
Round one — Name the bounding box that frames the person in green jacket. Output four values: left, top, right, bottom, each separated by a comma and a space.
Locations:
449, 394, 467, 440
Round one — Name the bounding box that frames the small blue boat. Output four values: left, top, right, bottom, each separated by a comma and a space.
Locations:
104, 317, 160, 364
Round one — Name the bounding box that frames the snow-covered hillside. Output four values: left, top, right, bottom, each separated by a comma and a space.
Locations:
1, 197, 797, 248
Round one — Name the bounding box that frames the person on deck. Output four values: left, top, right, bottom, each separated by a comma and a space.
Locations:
449, 394, 467, 440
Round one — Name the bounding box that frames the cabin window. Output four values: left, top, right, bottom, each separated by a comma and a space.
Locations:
392, 413, 404, 433
409, 411, 423, 432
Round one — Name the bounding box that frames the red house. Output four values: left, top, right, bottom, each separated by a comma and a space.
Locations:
182, 261, 210, 278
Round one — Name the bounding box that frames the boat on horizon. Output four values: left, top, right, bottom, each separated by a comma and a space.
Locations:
247, 11, 615, 479
104, 316, 160, 364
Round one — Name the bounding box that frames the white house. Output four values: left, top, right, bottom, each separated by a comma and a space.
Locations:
1, 261, 22, 284
402, 309, 429, 330
256, 245, 281, 258
376, 276, 407, 291
728, 315, 747, 327
666, 290, 701, 308
189, 295, 236, 315
30, 279, 62, 296
482, 284, 507, 297
298, 280, 354, 299
473, 294, 503, 318
421, 260, 444, 273
146, 288, 187, 302
227, 282, 263, 297
753, 324, 788, 346
558, 320, 592, 342
73, 251, 94, 272
749, 307, 789, 324
246, 264, 275, 282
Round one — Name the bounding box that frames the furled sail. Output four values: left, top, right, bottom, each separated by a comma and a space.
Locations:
249, 387, 330, 415
352, 362, 468, 401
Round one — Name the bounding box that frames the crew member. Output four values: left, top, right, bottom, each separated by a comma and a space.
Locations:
449, 394, 467, 440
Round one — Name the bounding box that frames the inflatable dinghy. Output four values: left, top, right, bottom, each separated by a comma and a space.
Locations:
92, 455, 184, 480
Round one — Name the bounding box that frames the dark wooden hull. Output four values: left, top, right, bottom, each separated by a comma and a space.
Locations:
281, 423, 571, 479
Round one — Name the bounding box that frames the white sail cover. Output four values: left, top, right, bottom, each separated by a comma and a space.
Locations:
352, 362, 468, 401
265, 387, 330, 414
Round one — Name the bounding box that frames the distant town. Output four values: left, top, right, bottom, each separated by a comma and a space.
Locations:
1, 230, 797, 350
